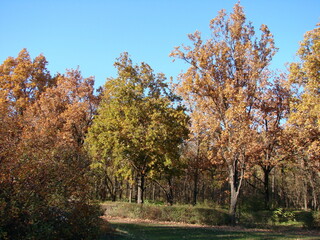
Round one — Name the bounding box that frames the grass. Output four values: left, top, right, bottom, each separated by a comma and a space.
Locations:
100, 202, 320, 239
100, 221, 319, 240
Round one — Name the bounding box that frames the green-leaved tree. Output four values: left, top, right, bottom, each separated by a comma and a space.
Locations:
86, 53, 189, 204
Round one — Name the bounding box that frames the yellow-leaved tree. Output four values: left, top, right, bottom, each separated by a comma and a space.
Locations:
288, 23, 320, 210
86, 53, 189, 204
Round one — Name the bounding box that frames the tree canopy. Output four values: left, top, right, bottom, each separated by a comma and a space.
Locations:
170, 3, 278, 222
86, 52, 189, 204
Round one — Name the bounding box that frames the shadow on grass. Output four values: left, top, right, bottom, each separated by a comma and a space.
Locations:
101, 222, 318, 240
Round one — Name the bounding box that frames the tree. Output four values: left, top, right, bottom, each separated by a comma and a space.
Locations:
0, 48, 54, 168
288, 23, 320, 210
23, 69, 97, 150
86, 53, 189, 204
171, 3, 277, 223
0, 48, 53, 116
0, 50, 102, 239
0, 49, 56, 239
178, 95, 214, 206
243, 75, 292, 210
181, 136, 213, 206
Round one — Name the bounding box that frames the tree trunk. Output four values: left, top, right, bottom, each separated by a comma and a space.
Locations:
193, 169, 199, 206
111, 176, 118, 201
271, 171, 275, 208
166, 177, 174, 205
303, 191, 308, 210
303, 179, 308, 210
126, 182, 132, 203
228, 158, 244, 226
152, 183, 156, 202
118, 179, 123, 200
183, 175, 188, 204
309, 175, 317, 210
129, 182, 133, 203
262, 166, 273, 210
104, 175, 116, 201
137, 174, 145, 204
229, 176, 238, 226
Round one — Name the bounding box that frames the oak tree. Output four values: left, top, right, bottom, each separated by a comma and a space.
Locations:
251, 77, 291, 209
288, 23, 320, 209
0, 50, 101, 239
171, 3, 277, 223
86, 53, 189, 204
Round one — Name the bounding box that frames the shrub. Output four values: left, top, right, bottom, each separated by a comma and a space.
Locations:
0, 198, 104, 240
271, 208, 295, 223
313, 211, 320, 228
0, 152, 104, 240
103, 202, 229, 225
297, 211, 320, 229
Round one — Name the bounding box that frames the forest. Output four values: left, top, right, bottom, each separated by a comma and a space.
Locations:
0, 3, 319, 239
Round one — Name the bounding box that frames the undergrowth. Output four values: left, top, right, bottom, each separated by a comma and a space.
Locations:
102, 202, 320, 229
102, 202, 230, 225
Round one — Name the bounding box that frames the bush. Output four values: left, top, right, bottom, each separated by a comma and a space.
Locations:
0, 199, 104, 240
103, 202, 229, 225
271, 208, 296, 223
0, 151, 104, 240
238, 210, 273, 227
313, 211, 320, 228
296, 211, 320, 229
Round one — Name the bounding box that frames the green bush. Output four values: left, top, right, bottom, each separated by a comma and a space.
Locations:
238, 210, 273, 228
313, 211, 320, 228
271, 208, 295, 223
296, 211, 320, 229
103, 202, 229, 225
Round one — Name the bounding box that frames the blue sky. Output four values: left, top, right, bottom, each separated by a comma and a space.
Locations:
1, 0, 319, 88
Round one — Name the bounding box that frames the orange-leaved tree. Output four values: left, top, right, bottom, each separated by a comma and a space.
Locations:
251, 76, 291, 209
171, 3, 277, 223
0, 49, 102, 239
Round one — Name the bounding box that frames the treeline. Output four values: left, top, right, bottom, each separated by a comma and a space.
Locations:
87, 4, 319, 224
0, 3, 319, 238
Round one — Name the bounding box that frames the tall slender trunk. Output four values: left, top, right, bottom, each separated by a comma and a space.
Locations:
309, 175, 317, 210
228, 158, 244, 225
127, 182, 133, 203
137, 174, 145, 204
152, 183, 156, 202
229, 174, 238, 225
262, 166, 272, 210
183, 175, 188, 204
272, 171, 275, 207
193, 169, 199, 206
111, 176, 118, 201
166, 177, 174, 205
303, 189, 308, 210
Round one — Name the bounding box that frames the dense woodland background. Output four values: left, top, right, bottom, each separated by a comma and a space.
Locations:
0, 4, 319, 239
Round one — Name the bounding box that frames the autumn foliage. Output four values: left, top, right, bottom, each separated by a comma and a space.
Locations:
0, 3, 319, 236
0, 49, 102, 239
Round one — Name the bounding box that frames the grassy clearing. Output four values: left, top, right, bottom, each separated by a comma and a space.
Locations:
102, 202, 320, 229
100, 221, 319, 240
101, 202, 320, 239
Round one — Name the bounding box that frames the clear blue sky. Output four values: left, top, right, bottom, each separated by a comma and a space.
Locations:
1, 0, 319, 88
